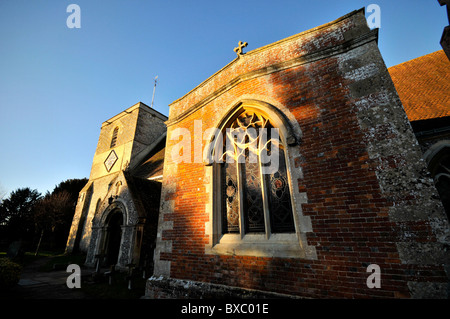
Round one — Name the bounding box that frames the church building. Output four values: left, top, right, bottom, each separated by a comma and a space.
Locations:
145, 9, 450, 298
66, 8, 450, 298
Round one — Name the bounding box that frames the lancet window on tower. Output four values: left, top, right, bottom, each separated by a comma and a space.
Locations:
219, 110, 295, 235
110, 127, 119, 148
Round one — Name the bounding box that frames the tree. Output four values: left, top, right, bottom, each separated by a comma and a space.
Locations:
51, 178, 88, 235
0, 178, 88, 252
33, 191, 72, 252
0, 183, 7, 202
0, 188, 41, 244
33, 178, 88, 251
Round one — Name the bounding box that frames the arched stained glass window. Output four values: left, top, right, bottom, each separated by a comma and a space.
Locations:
220, 110, 295, 235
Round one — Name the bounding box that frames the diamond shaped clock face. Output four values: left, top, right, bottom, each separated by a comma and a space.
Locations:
104, 150, 118, 172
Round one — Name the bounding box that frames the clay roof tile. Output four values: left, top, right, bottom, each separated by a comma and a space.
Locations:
388, 50, 450, 122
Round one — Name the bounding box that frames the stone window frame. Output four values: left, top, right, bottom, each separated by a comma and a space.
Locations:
204, 99, 317, 259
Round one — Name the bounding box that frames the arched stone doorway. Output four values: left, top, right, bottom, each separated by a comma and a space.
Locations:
104, 209, 123, 266
85, 188, 159, 270
86, 199, 133, 269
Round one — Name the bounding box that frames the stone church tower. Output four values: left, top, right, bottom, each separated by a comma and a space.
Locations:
66, 102, 167, 270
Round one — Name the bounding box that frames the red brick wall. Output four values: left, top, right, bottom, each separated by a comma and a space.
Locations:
151, 9, 450, 298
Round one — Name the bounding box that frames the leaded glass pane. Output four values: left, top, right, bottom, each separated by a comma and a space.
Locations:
267, 144, 295, 233
242, 153, 265, 233
222, 161, 240, 233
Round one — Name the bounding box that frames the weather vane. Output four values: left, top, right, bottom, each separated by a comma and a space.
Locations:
151, 75, 158, 108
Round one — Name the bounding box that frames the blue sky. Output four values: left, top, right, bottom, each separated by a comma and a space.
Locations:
0, 0, 448, 197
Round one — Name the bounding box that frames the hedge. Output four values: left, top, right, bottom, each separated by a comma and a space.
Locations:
0, 258, 22, 289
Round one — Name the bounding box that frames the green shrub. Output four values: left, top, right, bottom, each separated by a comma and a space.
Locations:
0, 258, 22, 289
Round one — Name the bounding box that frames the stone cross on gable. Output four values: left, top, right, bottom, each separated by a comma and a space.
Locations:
234, 41, 248, 57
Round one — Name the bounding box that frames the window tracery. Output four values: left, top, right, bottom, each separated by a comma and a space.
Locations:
219, 110, 295, 236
